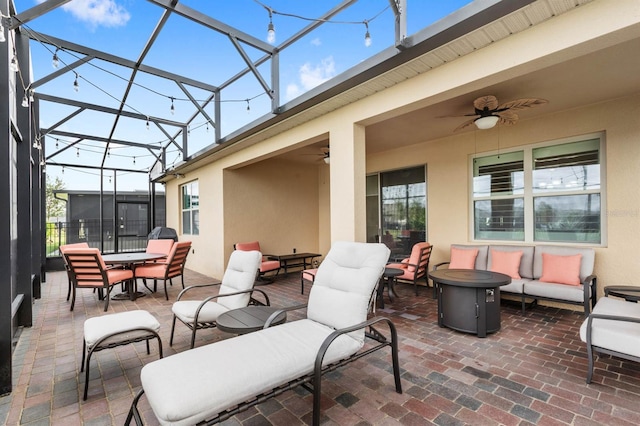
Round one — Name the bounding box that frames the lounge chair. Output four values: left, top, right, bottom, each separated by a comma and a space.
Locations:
126, 241, 401, 426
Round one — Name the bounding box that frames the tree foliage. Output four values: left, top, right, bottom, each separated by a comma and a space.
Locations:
46, 176, 66, 221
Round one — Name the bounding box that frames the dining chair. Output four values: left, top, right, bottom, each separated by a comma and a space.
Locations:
146, 239, 174, 263
135, 241, 192, 300
59, 242, 90, 301
64, 248, 134, 311
386, 242, 433, 296
234, 241, 280, 282
170, 249, 264, 348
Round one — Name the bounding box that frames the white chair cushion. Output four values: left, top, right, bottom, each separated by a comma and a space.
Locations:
217, 250, 262, 310
141, 319, 362, 426
307, 242, 389, 343
580, 297, 640, 357
172, 300, 230, 323
84, 310, 160, 349
524, 280, 586, 303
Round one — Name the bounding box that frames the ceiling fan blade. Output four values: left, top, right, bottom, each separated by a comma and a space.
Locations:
436, 113, 479, 118
453, 118, 476, 132
473, 95, 499, 112
497, 110, 519, 125
497, 98, 548, 111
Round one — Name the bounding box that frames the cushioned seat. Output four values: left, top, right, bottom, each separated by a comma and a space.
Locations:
579, 296, 640, 383
82, 310, 162, 400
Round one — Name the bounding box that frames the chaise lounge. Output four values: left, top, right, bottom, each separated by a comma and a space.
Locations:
126, 241, 401, 426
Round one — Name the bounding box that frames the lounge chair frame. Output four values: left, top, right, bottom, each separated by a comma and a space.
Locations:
126, 314, 401, 426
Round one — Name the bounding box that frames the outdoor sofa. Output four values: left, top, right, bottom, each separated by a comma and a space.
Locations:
434, 244, 597, 314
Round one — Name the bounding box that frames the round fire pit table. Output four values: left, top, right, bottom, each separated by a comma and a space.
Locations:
429, 269, 511, 338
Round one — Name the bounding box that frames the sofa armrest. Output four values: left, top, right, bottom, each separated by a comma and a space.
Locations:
433, 261, 450, 270
583, 274, 597, 313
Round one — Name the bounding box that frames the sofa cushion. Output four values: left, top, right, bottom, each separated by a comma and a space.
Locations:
533, 245, 594, 282
449, 247, 478, 269
488, 245, 534, 279
450, 244, 488, 270
500, 279, 528, 294
141, 319, 362, 426
524, 280, 586, 303
489, 249, 523, 279
540, 253, 582, 286
579, 297, 640, 358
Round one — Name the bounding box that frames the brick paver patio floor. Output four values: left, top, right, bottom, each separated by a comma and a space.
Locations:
2, 266, 640, 425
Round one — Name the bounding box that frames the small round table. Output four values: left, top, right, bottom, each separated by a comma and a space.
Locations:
429, 269, 511, 338
378, 267, 404, 309
216, 306, 287, 334
604, 286, 640, 303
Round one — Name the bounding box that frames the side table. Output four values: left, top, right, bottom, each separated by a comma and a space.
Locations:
216, 306, 287, 334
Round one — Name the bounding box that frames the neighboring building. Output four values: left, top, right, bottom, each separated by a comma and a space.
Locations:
156, 0, 640, 298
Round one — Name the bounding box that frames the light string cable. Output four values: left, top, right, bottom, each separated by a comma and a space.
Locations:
252, 0, 390, 45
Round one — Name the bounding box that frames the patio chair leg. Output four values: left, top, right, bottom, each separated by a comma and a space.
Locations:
66, 280, 71, 301
169, 315, 177, 346
164, 279, 169, 300
84, 347, 94, 400
125, 388, 145, 426
70, 288, 76, 311
190, 321, 198, 349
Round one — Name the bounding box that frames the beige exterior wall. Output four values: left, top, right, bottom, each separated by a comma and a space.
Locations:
164, 0, 640, 300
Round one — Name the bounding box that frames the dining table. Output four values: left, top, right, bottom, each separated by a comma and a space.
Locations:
102, 252, 167, 301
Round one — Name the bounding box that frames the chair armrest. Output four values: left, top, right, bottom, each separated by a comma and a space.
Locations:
193, 289, 270, 321
176, 282, 221, 301
604, 285, 640, 295
433, 261, 450, 270
248, 288, 271, 306
264, 303, 308, 328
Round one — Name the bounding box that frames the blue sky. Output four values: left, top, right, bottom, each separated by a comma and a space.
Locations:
18, 0, 472, 191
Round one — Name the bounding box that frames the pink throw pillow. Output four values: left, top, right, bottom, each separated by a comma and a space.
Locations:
489, 250, 523, 279
540, 253, 582, 286
449, 247, 478, 269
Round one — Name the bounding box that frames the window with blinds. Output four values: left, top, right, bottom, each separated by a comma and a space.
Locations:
471, 136, 604, 244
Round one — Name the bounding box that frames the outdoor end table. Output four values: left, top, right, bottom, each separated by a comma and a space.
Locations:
216, 306, 287, 335
604, 286, 640, 303
429, 269, 511, 338
102, 252, 167, 301
378, 267, 403, 309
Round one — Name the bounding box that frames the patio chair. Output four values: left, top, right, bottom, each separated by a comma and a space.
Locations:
59, 242, 90, 301
126, 241, 401, 426
170, 250, 265, 348
64, 248, 133, 312
145, 239, 174, 263
580, 288, 640, 383
301, 268, 318, 294
386, 241, 433, 296
135, 241, 192, 300
234, 241, 280, 282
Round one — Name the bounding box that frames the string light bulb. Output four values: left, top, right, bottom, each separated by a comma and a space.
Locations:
267, 9, 275, 44
133, 156, 136, 165
0, 21, 5, 43
170, 97, 175, 115
55, 139, 59, 149
21, 94, 29, 108
52, 48, 59, 68
73, 73, 79, 92
76, 148, 80, 157
146, 117, 150, 130
364, 21, 372, 47
10, 53, 18, 73
246, 99, 250, 113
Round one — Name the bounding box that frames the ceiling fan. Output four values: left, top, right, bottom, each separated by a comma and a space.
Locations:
440, 95, 548, 131
301, 145, 330, 164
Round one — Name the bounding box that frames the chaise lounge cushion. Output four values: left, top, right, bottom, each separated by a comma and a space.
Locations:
142, 319, 361, 426
579, 297, 640, 358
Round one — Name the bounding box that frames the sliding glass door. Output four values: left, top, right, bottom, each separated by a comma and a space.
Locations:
367, 166, 427, 258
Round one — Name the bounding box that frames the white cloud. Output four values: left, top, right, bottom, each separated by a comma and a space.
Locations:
50, 0, 131, 28
285, 56, 336, 101
310, 37, 321, 46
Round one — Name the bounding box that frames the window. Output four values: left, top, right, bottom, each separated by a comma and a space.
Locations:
181, 181, 199, 235
472, 135, 604, 244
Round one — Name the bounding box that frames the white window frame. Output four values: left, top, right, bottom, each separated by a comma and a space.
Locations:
469, 132, 606, 246
181, 180, 199, 236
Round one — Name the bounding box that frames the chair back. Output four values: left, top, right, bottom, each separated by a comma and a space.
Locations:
307, 242, 390, 343
234, 241, 261, 252
407, 242, 432, 276
64, 248, 108, 288
146, 239, 174, 256
166, 241, 192, 279
218, 250, 262, 310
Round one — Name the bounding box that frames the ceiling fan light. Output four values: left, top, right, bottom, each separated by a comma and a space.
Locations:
323, 156, 330, 164
474, 115, 500, 130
